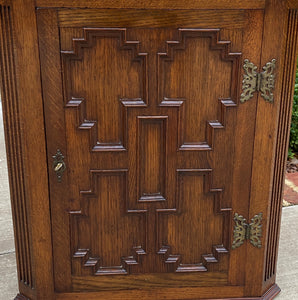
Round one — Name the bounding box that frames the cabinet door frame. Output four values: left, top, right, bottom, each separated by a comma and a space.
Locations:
38, 6, 262, 298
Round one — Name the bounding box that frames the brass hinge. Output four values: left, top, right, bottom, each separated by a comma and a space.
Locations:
240, 59, 276, 103
232, 212, 263, 249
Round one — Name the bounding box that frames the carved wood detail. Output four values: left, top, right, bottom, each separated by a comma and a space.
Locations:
264, 9, 298, 284
158, 29, 241, 151
157, 169, 231, 273
137, 116, 167, 202
0, 2, 295, 299
62, 28, 240, 153
62, 28, 148, 151
64, 28, 240, 277
0, 5, 33, 288
70, 166, 231, 275
70, 170, 147, 276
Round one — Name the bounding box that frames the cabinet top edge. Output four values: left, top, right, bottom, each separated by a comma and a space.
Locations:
34, 0, 266, 10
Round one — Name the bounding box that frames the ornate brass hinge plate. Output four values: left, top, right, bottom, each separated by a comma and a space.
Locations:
232, 212, 263, 249
240, 59, 276, 103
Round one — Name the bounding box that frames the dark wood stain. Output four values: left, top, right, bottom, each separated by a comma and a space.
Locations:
37, 0, 265, 9
0, 1, 296, 299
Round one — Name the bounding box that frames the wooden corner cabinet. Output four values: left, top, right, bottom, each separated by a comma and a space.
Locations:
1, 0, 298, 299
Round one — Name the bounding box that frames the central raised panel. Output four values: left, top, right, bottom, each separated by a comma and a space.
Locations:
137, 116, 167, 202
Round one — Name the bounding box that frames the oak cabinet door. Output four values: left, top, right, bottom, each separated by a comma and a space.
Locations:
37, 8, 264, 297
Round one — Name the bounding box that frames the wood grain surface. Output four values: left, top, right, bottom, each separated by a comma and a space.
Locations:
10, 0, 54, 299
58, 9, 245, 28
0, 1, 295, 299
244, 0, 289, 297
263, 7, 298, 292
37, 0, 265, 9
38, 7, 257, 298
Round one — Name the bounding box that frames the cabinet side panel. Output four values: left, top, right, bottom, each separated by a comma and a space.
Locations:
264, 8, 298, 287
9, 0, 55, 298
245, 0, 288, 296
0, 5, 33, 288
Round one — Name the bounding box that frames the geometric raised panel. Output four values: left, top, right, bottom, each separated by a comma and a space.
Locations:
70, 168, 231, 276
137, 116, 167, 202
158, 29, 241, 151
158, 169, 231, 273
62, 28, 148, 151
65, 28, 238, 277
70, 170, 146, 275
